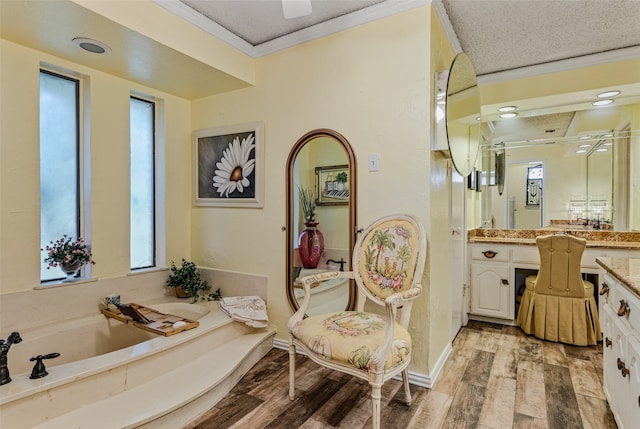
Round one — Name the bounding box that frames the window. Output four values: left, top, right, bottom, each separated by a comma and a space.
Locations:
526, 165, 543, 206
130, 97, 156, 269
40, 70, 81, 282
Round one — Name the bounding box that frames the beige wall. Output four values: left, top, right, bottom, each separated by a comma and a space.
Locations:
1, 5, 456, 378
483, 103, 638, 229
189, 6, 450, 375
0, 39, 192, 293
631, 104, 640, 231
428, 9, 456, 373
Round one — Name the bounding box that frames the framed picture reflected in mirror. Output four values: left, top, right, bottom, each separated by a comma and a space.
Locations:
315, 165, 349, 206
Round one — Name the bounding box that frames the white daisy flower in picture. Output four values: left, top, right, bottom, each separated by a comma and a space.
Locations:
212, 134, 255, 197
193, 121, 263, 208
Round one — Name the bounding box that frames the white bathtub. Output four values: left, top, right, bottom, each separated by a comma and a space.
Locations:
0, 298, 274, 428
5, 301, 211, 375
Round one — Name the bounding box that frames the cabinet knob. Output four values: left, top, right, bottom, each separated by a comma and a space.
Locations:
599, 283, 609, 296
482, 250, 497, 259
617, 358, 630, 378
618, 300, 630, 317
501, 278, 509, 286
605, 337, 612, 348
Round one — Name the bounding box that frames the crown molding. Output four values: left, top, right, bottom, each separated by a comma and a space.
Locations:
478, 45, 640, 85
254, 0, 429, 57
154, 0, 428, 58
431, 0, 462, 54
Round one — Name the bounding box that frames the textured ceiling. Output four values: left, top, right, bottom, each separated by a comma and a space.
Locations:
440, 0, 640, 76
2, 0, 638, 144
180, 0, 386, 46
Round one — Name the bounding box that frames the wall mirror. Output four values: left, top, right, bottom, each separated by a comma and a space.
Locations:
446, 52, 481, 176
478, 102, 638, 231
286, 129, 357, 315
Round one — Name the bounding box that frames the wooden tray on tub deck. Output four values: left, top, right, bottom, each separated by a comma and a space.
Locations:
101, 303, 199, 336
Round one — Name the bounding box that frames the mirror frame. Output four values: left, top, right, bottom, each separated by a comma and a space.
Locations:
446, 52, 481, 177
285, 129, 358, 313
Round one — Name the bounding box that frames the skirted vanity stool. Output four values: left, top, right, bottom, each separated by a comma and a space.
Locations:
516, 233, 601, 346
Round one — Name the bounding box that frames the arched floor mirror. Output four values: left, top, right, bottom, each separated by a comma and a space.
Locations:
286, 129, 357, 315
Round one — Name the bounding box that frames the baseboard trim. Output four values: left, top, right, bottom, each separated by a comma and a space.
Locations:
272, 337, 453, 389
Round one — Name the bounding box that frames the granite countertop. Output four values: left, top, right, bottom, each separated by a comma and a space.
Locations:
468, 228, 640, 250
596, 257, 640, 297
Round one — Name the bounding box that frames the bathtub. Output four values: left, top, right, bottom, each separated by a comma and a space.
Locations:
0, 298, 275, 428
294, 268, 350, 315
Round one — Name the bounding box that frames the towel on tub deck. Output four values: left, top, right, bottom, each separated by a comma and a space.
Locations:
220, 296, 268, 328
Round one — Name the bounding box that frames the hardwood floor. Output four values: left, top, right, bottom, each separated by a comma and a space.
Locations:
184, 321, 616, 428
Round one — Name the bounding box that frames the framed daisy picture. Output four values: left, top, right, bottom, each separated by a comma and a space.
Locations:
193, 121, 264, 207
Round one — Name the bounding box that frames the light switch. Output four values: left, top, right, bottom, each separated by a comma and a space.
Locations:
368, 153, 380, 172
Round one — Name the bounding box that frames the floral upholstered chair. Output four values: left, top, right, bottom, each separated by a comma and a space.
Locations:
288, 214, 426, 429
516, 233, 601, 346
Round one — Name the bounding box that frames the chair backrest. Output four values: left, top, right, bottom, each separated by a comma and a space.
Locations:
353, 214, 426, 310
534, 233, 586, 297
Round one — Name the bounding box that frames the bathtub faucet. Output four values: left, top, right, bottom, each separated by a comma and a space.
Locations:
326, 258, 346, 271
0, 331, 23, 385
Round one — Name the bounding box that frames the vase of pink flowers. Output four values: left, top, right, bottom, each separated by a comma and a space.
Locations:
43, 235, 95, 280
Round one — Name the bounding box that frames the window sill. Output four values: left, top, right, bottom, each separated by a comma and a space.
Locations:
127, 267, 169, 276
34, 277, 98, 290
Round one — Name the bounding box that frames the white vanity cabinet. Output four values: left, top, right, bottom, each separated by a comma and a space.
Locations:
469, 241, 639, 324
470, 244, 512, 319
600, 270, 640, 428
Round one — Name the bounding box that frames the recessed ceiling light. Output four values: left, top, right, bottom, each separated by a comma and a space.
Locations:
575, 150, 587, 154
597, 90, 620, 98
580, 135, 592, 139
579, 144, 591, 148
72, 37, 111, 54
498, 106, 517, 112
500, 112, 517, 119
604, 142, 613, 146
592, 99, 613, 106
596, 148, 608, 152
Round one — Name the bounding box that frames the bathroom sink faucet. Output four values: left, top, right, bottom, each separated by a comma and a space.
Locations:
326, 258, 346, 271
0, 331, 23, 385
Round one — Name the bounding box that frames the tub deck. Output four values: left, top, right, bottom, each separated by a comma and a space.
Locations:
0, 299, 275, 429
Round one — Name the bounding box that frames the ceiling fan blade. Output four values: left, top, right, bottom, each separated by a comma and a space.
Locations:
282, 0, 312, 19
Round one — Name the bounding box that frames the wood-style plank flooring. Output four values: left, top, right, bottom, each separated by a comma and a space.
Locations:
184, 321, 616, 428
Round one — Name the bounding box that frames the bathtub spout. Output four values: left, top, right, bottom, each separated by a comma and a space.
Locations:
0, 331, 23, 385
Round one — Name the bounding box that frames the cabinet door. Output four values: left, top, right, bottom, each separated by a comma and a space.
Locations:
470, 263, 511, 319
609, 314, 631, 429
601, 306, 618, 415
623, 336, 640, 429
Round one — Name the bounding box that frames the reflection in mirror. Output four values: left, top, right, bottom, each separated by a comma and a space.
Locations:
495, 145, 505, 196
446, 52, 481, 176
481, 125, 636, 231
587, 139, 614, 228
286, 129, 357, 315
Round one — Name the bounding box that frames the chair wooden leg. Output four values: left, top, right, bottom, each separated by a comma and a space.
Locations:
370, 381, 382, 429
402, 368, 412, 406
288, 338, 296, 400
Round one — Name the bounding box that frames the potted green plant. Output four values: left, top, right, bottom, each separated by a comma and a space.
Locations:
166, 259, 220, 302
335, 171, 348, 191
